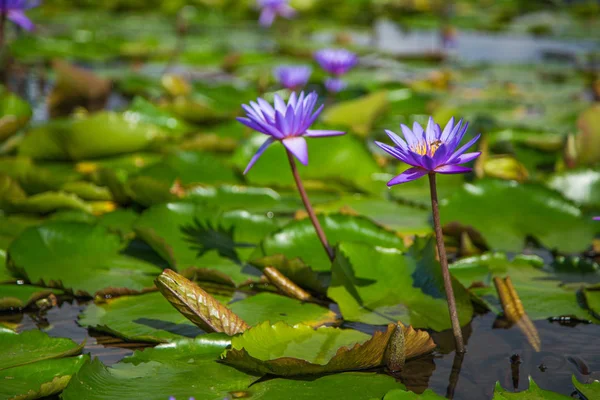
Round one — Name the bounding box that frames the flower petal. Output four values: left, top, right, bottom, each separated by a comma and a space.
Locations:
305, 130, 345, 137
244, 137, 276, 174
275, 110, 289, 135
236, 117, 268, 135
384, 130, 409, 152
401, 124, 419, 148
8, 10, 35, 31
274, 94, 287, 115
282, 136, 308, 165
388, 167, 428, 186
440, 117, 455, 142
447, 134, 481, 163
258, 8, 276, 27
435, 165, 472, 174
452, 152, 481, 165
374, 141, 421, 167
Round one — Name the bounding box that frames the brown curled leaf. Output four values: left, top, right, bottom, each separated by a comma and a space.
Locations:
263, 266, 312, 302
155, 269, 248, 336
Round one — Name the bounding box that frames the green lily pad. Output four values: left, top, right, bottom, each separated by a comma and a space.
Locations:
221, 321, 382, 376
572, 375, 600, 399
0, 355, 89, 400
19, 112, 169, 161
187, 184, 300, 213
133, 202, 278, 275
0, 329, 84, 371
127, 96, 195, 135
380, 389, 446, 399
321, 91, 389, 137
547, 169, 600, 209
0, 88, 32, 142
314, 195, 432, 234
248, 372, 405, 400
62, 336, 258, 400
451, 253, 597, 321
0, 284, 61, 311
440, 179, 595, 253
127, 151, 240, 206
232, 134, 382, 193
79, 291, 336, 343
328, 239, 474, 330
493, 377, 570, 399
7, 221, 162, 296
251, 213, 404, 273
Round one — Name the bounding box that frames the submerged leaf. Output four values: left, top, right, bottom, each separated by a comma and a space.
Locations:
155, 269, 249, 336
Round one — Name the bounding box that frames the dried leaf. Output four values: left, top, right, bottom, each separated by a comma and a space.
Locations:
263, 267, 312, 302
155, 269, 248, 336
494, 276, 541, 352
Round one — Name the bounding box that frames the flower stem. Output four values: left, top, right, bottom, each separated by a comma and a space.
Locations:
0, 8, 6, 52
428, 172, 465, 353
286, 149, 334, 262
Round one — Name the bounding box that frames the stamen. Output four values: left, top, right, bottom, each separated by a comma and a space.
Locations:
411, 140, 443, 157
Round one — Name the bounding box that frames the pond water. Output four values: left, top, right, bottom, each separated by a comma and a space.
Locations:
3, 295, 600, 399
2, 3, 600, 400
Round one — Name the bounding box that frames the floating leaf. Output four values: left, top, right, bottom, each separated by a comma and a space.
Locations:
134, 202, 277, 275
0, 284, 60, 311
232, 134, 382, 193
572, 375, 600, 399
62, 336, 258, 400
252, 214, 404, 273
0, 355, 88, 400
547, 169, 600, 209
328, 239, 473, 330
440, 179, 595, 253
7, 221, 161, 296
0, 88, 32, 142
80, 290, 337, 344
381, 389, 446, 399
156, 269, 249, 336
20, 112, 168, 161
0, 329, 84, 371
451, 253, 598, 322
321, 91, 389, 137
247, 372, 405, 400
221, 321, 434, 376
493, 377, 571, 399
126, 151, 239, 206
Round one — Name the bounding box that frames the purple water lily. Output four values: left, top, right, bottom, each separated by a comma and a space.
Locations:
257, 0, 295, 27
0, 0, 40, 31
237, 91, 345, 174
324, 77, 347, 93
314, 48, 358, 76
594, 217, 600, 221
274, 65, 312, 91
375, 117, 481, 186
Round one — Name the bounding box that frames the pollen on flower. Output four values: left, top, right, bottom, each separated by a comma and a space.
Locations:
412, 140, 443, 157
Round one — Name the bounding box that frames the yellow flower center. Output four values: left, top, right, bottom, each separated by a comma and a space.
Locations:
412, 140, 443, 157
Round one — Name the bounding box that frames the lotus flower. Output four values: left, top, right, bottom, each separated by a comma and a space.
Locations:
324, 77, 347, 93
257, 0, 295, 27
376, 117, 481, 185
237, 91, 345, 174
274, 65, 312, 91
314, 48, 358, 76
0, 0, 40, 31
